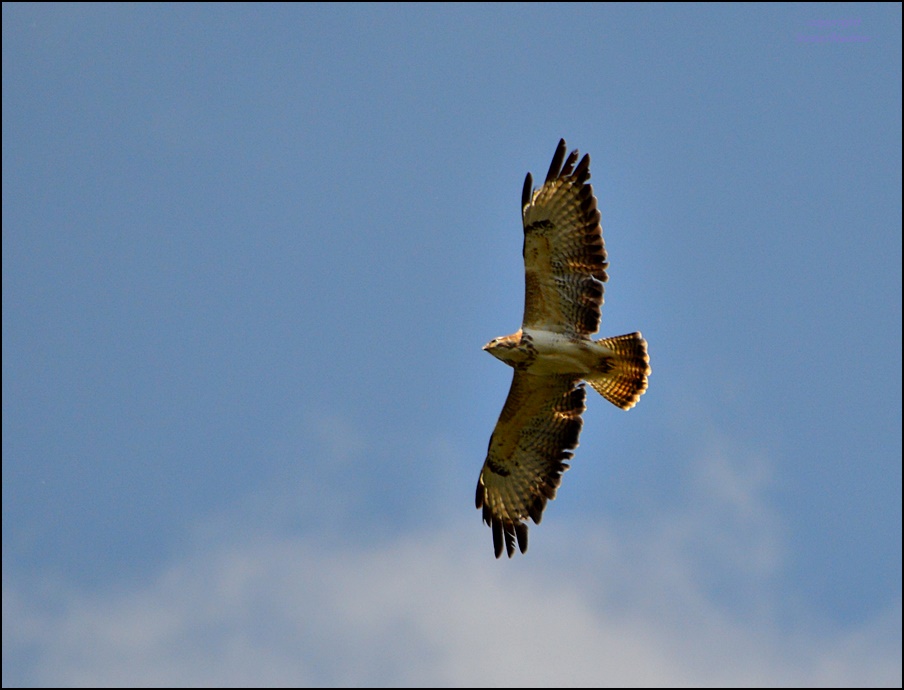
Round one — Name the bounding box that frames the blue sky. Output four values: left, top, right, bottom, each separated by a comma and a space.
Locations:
3, 3, 901, 686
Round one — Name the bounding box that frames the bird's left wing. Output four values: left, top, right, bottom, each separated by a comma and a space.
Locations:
521, 139, 608, 337
476, 372, 586, 558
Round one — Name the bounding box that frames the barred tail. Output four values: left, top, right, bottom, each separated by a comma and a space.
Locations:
586, 332, 650, 410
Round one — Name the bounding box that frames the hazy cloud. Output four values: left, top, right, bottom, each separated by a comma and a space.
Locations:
4, 438, 900, 687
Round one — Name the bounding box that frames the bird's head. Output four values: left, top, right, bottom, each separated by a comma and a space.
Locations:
483, 332, 524, 365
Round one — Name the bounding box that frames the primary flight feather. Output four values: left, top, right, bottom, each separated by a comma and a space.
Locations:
476, 139, 651, 558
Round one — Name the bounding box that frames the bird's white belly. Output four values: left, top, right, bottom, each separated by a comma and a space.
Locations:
523, 329, 595, 375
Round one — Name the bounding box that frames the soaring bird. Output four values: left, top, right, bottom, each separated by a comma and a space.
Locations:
476, 139, 650, 558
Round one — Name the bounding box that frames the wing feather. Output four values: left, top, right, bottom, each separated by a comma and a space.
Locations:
521, 172, 532, 210
521, 139, 608, 336
545, 138, 567, 184
475, 372, 586, 558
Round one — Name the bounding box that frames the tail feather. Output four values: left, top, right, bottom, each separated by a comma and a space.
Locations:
586, 332, 650, 409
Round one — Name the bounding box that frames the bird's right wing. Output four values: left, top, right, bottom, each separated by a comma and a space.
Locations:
475, 372, 586, 557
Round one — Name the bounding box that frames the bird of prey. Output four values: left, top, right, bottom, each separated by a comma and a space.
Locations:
476, 139, 650, 558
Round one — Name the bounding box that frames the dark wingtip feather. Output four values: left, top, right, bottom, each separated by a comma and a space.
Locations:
522, 172, 532, 210
514, 522, 528, 554
545, 139, 568, 184
529, 497, 546, 524
492, 518, 503, 558
504, 523, 515, 557
560, 150, 579, 177
573, 153, 591, 183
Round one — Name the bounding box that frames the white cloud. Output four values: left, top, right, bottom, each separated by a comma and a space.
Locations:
4, 433, 901, 687
4, 526, 900, 687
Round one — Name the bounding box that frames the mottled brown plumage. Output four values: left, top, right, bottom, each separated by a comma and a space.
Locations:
476, 139, 651, 558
